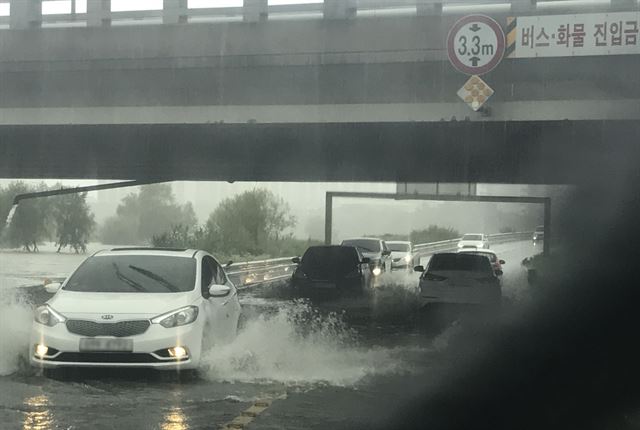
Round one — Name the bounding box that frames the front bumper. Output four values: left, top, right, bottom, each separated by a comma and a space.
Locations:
30, 319, 204, 370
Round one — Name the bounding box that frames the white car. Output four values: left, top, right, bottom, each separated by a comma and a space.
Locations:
30, 248, 241, 370
457, 233, 489, 249
414, 252, 501, 306
386, 241, 414, 270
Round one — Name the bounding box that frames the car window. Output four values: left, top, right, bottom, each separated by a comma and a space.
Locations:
64, 255, 197, 293
428, 254, 493, 273
201, 255, 214, 292
462, 234, 483, 241
212, 258, 227, 285
388, 243, 410, 252
341, 239, 381, 252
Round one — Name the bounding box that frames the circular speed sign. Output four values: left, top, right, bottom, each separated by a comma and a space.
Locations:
447, 15, 505, 75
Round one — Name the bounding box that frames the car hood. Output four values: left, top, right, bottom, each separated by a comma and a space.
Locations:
360, 251, 382, 260
49, 290, 197, 319
459, 240, 484, 246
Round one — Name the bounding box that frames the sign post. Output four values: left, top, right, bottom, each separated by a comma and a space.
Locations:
447, 14, 506, 75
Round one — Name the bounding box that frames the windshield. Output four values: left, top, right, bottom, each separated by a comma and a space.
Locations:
63, 255, 196, 293
387, 243, 410, 252
462, 234, 483, 241
341, 239, 381, 252
535, 226, 545, 232
429, 253, 493, 273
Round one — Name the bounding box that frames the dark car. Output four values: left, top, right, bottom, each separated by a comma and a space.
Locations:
291, 245, 372, 296
340, 238, 392, 276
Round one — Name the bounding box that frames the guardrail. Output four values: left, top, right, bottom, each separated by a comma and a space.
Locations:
1, 0, 628, 30
226, 231, 532, 288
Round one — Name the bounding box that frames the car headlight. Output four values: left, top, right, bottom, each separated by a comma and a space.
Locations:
34, 305, 66, 327
457, 243, 463, 248
151, 306, 199, 328
404, 255, 412, 263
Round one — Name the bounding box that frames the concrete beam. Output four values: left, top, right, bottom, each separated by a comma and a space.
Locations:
417, 1, 442, 16
163, 0, 188, 24
324, 0, 357, 20
243, 0, 268, 23
610, 0, 637, 11
87, 0, 111, 27
511, 0, 536, 14
10, 0, 42, 29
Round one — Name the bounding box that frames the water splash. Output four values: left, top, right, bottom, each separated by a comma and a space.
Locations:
0, 290, 33, 376
201, 301, 413, 387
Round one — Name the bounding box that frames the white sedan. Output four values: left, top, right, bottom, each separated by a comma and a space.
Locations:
457, 233, 489, 250
414, 252, 501, 307
30, 248, 241, 370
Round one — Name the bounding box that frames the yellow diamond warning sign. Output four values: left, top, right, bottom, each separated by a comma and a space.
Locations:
457, 75, 494, 111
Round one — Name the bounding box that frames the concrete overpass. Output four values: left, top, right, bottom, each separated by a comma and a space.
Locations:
0, 0, 638, 183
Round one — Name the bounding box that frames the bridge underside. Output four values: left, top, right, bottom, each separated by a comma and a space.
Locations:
1, 119, 637, 184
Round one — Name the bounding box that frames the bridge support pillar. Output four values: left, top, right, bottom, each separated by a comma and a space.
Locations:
511, 0, 536, 14
87, 0, 111, 27
243, 0, 268, 23
163, 0, 188, 24
417, 1, 442, 16
10, 0, 42, 29
324, 0, 357, 20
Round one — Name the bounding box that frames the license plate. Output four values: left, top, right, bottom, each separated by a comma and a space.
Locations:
79, 338, 133, 352
312, 282, 336, 289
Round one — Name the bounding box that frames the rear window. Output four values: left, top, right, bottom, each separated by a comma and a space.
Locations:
301, 246, 360, 279
428, 254, 492, 273
462, 234, 483, 241
341, 239, 381, 252
387, 243, 410, 252
64, 255, 197, 293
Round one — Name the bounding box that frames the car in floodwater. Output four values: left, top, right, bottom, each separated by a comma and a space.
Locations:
291, 245, 373, 296
414, 252, 501, 307
30, 248, 241, 371
386, 241, 414, 271
457, 233, 490, 249
457, 248, 505, 276
533, 225, 545, 243
340, 237, 391, 276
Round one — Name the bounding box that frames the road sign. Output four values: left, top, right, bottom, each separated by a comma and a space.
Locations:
447, 14, 505, 75
457, 75, 494, 111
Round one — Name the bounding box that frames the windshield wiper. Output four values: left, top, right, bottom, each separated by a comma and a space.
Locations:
128, 265, 181, 293
112, 263, 148, 293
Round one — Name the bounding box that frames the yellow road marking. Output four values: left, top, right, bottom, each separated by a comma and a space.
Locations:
221, 399, 273, 430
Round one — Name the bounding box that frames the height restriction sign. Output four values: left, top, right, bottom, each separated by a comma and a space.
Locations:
447, 15, 505, 75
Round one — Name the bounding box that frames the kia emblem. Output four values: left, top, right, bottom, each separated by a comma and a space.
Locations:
101, 314, 114, 320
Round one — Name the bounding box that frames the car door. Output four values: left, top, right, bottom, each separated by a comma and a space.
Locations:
202, 255, 241, 343
381, 241, 391, 271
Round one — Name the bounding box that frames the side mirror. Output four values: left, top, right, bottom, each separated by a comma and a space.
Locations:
382, 250, 391, 256
225, 261, 233, 268
44, 282, 62, 294
495, 270, 504, 276
208, 284, 231, 298
413, 265, 425, 272
361, 257, 371, 264
291, 257, 301, 264
499, 260, 506, 265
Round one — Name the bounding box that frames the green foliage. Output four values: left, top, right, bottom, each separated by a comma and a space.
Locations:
0, 182, 51, 251
205, 189, 296, 255
100, 184, 197, 245
50, 190, 96, 253
408, 225, 460, 244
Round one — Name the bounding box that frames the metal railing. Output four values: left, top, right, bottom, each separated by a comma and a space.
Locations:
0, 0, 631, 30
225, 231, 533, 288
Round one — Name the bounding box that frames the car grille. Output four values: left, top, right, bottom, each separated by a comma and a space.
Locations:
66, 320, 150, 337
51, 352, 163, 363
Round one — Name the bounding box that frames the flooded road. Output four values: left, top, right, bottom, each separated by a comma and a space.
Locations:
0, 241, 539, 429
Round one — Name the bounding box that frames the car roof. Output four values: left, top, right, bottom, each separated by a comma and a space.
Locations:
462, 233, 484, 236
386, 240, 411, 245
341, 237, 382, 242
458, 248, 496, 255
94, 247, 198, 258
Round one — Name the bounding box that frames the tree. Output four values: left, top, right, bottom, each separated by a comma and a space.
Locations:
51, 191, 95, 253
205, 189, 296, 255
1, 182, 51, 251
99, 184, 197, 245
